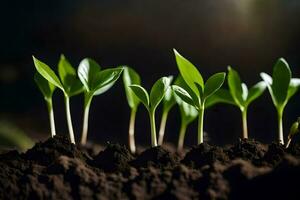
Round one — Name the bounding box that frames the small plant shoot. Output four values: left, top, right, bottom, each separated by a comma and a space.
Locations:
34, 73, 57, 137
211, 67, 266, 139
78, 58, 123, 145
123, 66, 141, 153
261, 58, 300, 144
158, 76, 176, 146
174, 76, 198, 151
33, 55, 83, 143
172, 49, 226, 144
129, 77, 172, 147
286, 117, 300, 148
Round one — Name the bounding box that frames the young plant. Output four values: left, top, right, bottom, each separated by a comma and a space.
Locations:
34, 73, 57, 137
158, 76, 176, 145
172, 49, 226, 144
129, 77, 172, 147
173, 76, 198, 151
33, 55, 83, 144
78, 58, 123, 145
286, 117, 300, 148
261, 58, 300, 144
123, 67, 141, 153
211, 66, 266, 139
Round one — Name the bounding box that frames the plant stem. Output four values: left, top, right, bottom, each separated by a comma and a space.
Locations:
46, 99, 56, 137
129, 108, 137, 153
149, 110, 158, 147
241, 108, 248, 139
158, 110, 169, 145
65, 96, 75, 144
177, 122, 187, 152
278, 108, 284, 145
286, 137, 292, 148
198, 106, 204, 144
81, 94, 92, 145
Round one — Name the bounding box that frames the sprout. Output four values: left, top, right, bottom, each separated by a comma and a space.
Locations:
33, 55, 83, 143
172, 49, 226, 144
78, 58, 123, 145
129, 77, 172, 147
206, 67, 266, 139
261, 58, 300, 144
174, 76, 198, 151
34, 73, 57, 137
158, 76, 176, 146
286, 117, 300, 148
123, 67, 141, 153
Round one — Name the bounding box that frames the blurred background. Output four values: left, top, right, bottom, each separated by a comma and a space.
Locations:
1, 0, 300, 149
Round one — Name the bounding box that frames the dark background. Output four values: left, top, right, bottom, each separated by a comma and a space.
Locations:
1, 0, 300, 147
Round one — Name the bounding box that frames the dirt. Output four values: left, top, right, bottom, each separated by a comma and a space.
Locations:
1, 136, 300, 199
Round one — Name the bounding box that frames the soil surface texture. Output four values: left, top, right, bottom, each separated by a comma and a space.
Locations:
1, 136, 300, 199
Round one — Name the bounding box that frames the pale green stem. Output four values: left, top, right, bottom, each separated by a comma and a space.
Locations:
80, 94, 92, 145
149, 110, 158, 147
198, 106, 204, 144
241, 108, 248, 139
65, 96, 75, 144
158, 110, 169, 145
129, 108, 137, 153
46, 99, 56, 137
286, 137, 292, 148
177, 122, 187, 152
278, 108, 284, 145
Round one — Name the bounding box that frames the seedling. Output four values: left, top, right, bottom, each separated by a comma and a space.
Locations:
174, 76, 198, 151
286, 117, 300, 148
261, 58, 300, 144
78, 58, 123, 145
34, 73, 57, 137
129, 77, 172, 147
172, 49, 226, 144
33, 55, 83, 143
158, 76, 176, 145
210, 67, 266, 139
123, 67, 141, 153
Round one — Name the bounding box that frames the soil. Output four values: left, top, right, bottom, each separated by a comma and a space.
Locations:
1, 135, 300, 199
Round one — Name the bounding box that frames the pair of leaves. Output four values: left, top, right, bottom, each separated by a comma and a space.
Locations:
123, 67, 141, 109
129, 77, 172, 112
172, 49, 226, 109
260, 58, 300, 109
33, 55, 83, 98
78, 58, 124, 104
227, 67, 266, 109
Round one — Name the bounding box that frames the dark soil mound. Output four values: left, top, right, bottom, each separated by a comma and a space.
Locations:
182, 143, 230, 168
91, 143, 134, 172
228, 139, 267, 165
130, 146, 179, 169
2, 136, 300, 199
23, 135, 89, 165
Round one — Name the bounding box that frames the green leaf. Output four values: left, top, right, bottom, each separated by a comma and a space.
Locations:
150, 77, 171, 110
173, 49, 204, 97
172, 85, 196, 108
204, 72, 226, 99
58, 54, 76, 86
260, 72, 277, 105
68, 79, 84, 97
78, 58, 101, 92
162, 76, 176, 111
205, 89, 235, 109
123, 67, 141, 109
271, 58, 291, 105
32, 56, 63, 90
227, 66, 244, 105
246, 81, 266, 106
289, 120, 299, 137
34, 73, 56, 100
93, 67, 124, 95
287, 78, 300, 101
180, 102, 198, 125
129, 85, 150, 108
